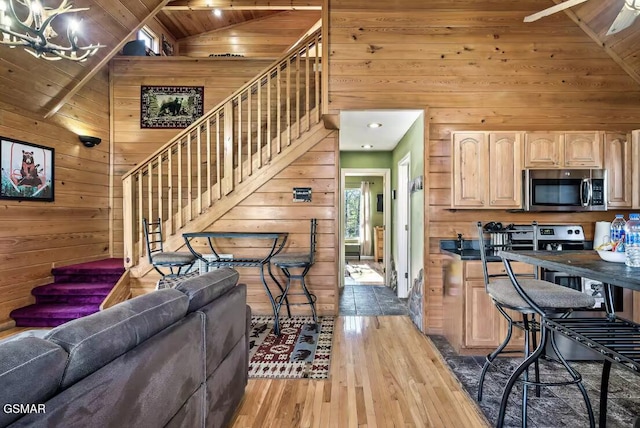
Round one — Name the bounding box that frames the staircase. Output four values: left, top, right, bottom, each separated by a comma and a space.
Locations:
122, 28, 325, 275
10, 259, 125, 327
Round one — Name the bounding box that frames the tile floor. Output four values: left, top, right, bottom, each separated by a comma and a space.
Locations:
429, 335, 640, 428
339, 285, 408, 316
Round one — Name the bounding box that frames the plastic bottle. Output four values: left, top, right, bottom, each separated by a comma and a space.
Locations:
610, 214, 626, 253
625, 214, 640, 268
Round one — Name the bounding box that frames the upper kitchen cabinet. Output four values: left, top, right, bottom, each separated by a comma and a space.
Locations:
524, 133, 562, 168
564, 132, 603, 168
524, 132, 602, 169
489, 133, 522, 208
452, 132, 486, 208
452, 132, 521, 209
604, 132, 632, 208
632, 130, 640, 209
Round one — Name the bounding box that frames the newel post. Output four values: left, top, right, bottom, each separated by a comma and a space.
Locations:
123, 174, 135, 269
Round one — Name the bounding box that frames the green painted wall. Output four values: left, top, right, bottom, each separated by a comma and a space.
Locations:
391, 115, 424, 289
340, 151, 392, 169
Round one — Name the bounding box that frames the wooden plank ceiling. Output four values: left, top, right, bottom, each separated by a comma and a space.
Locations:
1, 0, 639, 118
0, 0, 169, 117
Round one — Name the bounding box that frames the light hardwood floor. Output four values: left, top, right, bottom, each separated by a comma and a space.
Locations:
231, 316, 489, 427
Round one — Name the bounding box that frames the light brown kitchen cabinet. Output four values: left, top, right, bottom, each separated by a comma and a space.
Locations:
465, 279, 502, 347
524, 132, 562, 168
452, 132, 521, 209
524, 132, 602, 168
633, 130, 640, 209
604, 132, 632, 208
564, 132, 602, 167
489, 133, 522, 208
442, 256, 528, 353
452, 132, 486, 207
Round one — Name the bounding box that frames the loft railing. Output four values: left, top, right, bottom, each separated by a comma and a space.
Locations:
122, 29, 322, 269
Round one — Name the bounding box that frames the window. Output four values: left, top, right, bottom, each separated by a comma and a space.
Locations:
137, 26, 157, 53
344, 188, 361, 239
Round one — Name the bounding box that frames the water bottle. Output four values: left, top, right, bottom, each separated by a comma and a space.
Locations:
625, 214, 640, 268
611, 214, 626, 252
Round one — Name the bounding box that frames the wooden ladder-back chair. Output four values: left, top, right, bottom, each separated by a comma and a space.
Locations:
143, 218, 196, 279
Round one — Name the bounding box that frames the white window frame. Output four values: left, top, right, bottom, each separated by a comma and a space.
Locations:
137, 26, 158, 53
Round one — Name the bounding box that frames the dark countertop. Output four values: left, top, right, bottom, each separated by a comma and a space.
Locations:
440, 240, 594, 262
500, 250, 640, 291
440, 240, 501, 262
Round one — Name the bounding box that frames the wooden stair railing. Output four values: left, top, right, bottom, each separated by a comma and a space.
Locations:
122, 29, 322, 271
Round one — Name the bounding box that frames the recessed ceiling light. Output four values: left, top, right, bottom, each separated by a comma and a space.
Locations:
361, 144, 374, 149
367, 122, 382, 128
213, 9, 222, 17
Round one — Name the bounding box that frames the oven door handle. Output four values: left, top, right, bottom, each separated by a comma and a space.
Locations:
580, 178, 592, 207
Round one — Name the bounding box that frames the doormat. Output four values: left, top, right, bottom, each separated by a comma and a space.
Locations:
248, 315, 334, 379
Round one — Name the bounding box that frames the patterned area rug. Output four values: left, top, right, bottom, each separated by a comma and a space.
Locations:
248, 315, 334, 379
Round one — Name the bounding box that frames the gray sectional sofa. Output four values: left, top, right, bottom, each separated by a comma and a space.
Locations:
0, 268, 250, 428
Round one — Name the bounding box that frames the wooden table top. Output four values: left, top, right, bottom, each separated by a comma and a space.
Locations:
499, 250, 640, 292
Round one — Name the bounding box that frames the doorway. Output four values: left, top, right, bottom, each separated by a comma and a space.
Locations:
340, 169, 390, 286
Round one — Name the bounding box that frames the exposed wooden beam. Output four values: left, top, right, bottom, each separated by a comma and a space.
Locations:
554, 0, 640, 86
44, 1, 173, 119
165, 0, 320, 10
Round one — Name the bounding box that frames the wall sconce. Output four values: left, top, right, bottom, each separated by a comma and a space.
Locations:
78, 135, 101, 148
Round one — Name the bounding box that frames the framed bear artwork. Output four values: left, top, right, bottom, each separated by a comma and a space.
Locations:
0, 136, 54, 202
140, 86, 204, 129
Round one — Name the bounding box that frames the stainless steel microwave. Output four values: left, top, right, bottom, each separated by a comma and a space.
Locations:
524, 169, 607, 212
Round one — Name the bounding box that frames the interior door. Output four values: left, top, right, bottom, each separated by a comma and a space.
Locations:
397, 155, 410, 298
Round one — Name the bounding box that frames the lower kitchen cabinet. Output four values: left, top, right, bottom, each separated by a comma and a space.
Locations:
443, 257, 528, 354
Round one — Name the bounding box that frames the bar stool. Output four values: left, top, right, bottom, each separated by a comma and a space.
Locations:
476, 222, 596, 427
143, 218, 196, 279
270, 219, 318, 332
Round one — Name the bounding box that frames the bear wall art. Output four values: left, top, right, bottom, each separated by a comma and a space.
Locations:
141, 86, 204, 129
0, 137, 54, 202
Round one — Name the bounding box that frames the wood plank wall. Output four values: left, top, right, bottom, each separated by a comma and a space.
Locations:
130, 134, 339, 316
212, 134, 338, 316
111, 57, 273, 257
327, 0, 640, 334
178, 11, 321, 59
0, 69, 110, 328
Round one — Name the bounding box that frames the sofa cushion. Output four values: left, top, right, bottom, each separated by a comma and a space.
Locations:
198, 284, 247, 376
175, 268, 239, 313
45, 288, 188, 388
10, 314, 205, 428
0, 337, 68, 427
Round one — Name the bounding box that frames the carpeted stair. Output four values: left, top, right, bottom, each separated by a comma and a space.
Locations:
10, 258, 125, 327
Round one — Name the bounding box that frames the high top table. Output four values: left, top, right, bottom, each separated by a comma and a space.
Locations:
499, 250, 640, 427
183, 231, 290, 334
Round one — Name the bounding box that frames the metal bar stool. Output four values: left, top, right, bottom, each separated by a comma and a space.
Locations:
143, 218, 196, 279
476, 222, 596, 427
270, 219, 318, 332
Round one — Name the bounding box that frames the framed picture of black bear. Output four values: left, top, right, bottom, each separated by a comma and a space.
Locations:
140, 86, 204, 129
0, 136, 54, 202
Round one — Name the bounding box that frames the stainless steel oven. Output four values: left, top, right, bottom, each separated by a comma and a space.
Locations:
524, 169, 607, 212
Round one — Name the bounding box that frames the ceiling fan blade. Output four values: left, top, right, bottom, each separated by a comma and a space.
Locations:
606, 4, 640, 36
524, 0, 589, 23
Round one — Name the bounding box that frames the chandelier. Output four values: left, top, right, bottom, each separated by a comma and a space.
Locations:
0, 0, 104, 61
